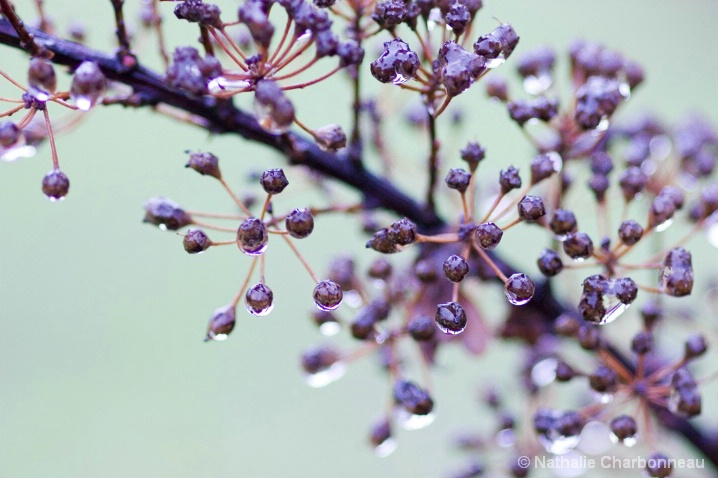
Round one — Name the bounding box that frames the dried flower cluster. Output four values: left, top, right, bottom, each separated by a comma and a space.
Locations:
1, 0, 717, 476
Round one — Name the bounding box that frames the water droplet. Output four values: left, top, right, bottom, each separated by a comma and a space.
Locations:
649, 134, 672, 160
394, 407, 435, 430
253, 101, 291, 135
158, 224, 168, 232
319, 321, 341, 336
538, 432, 580, 455
74, 95, 94, 111
495, 428, 516, 448
523, 72, 553, 95
344, 290, 362, 308
304, 361, 346, 388
391, 73, 408, 85
706, 216, 718, 249
1, 144, 36, 162
426, 8, 442, 31
655, 218, 673, 232
207, 77, 251, 94
374, 438, 397, 457
531, 357, 558, 387
504, 289, 531, 306
595, 116, 610, 132
578, 421, 613, 455
28, 87, 51, 102
546, 151, 563, 173
245, 302, 273, 316
485, 53, 507, 69
618, 81, 631, 99
239, 242, 268, 256
609, 431, 637, 447
591, 391, 613, 404
208, 332, 229, 341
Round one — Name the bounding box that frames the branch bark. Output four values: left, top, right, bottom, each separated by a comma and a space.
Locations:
1, 16, 716, 468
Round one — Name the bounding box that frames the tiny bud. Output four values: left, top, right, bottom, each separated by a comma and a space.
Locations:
475, 222, 503, 250
562, 232, 594, 259
185, 151, 221, 179
537, 248, 563, 277
70, 61, 106, 111
183, 228, 211, 253
314, 124, 347, 152
387, 218, 417, 245
610, 415, 637, 443
504, 273, 535, 305
408, 315, 436, 341
205, 305, 236, 341
143, 197, 192, 230
245, 283, 274, 316
260, 168, 289, 194
393, 379, 433, 415
368, 258, 392, 280
618, 220, 644, 245
435, 301, 467, 334
549, 209, 577, 237
684, 334, 708, 359
445, 168, 472, 193
313, 280, 343, 311
589, 364, 618, 393
285, 208, 314, 239
517, 195, 546, 221
41, 169, 70, 201
499, 166, 522, 194
236, 217, 269, 255
443, 254, 470, 282
28, 58, 57, 99
631, 331, 653, 355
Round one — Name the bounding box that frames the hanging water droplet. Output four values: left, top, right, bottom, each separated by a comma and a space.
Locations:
655, 218, 673, 232
538, 432, 580, 455
706, 217, 718, 249
28, 87, 51, 102
304, 361, 346, 388
374, 438, 397, 457
618, 80, 631, 99
523, 71, 553, 95
591, 391, 613, 404
531, 357, 558, 387
484, 53, 507, 69
158, 223, 168, 232
344, 290, 362, 308
1, 144, 36, 162
207, 77, 251, 94
609, 431, 637, 447
319, 321, 341, 337
391, 73, 408, 85
495, 428, 516, 448
394, 407, 435, 430
74, 96, 94, 111
578, 421, 613, 455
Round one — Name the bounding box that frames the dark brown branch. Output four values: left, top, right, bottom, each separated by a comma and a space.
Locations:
0, 0, 48, 57
109, 0, 131, 57
1, 17, 716, 468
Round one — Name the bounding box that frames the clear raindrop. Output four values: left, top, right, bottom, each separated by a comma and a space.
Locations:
304, 361, 346, 388
394, 407, 435, 430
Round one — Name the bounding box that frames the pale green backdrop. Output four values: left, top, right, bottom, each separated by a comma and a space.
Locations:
1, 1, 717, 477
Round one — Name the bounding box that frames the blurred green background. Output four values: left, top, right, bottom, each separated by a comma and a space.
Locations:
1, 1, 717, 477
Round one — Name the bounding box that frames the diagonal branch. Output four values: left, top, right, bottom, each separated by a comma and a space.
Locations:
1, 16, 716, 468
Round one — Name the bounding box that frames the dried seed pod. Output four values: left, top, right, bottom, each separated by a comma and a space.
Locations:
443, 254, 469, 282
285, 208, 314, 239
475, 222, 503, 249
435, 301, 467, 334
260, 168, 289, 194
499, 166, 521, 193
393, 379, 433, 415
183, 228, 211, 253
387, 218, 417, 245
41, 169, 70, 201
659, 247, 693, 297
236, 217, 269, 255
205, 305, 236, 341
537, 249, 563, 277
185, 151, 221, 179
370, 38, 420, 84
71, 61, 106, 111
313, 280, 343, 311
517, 195, 546, 221
445, 168, 472, 193
143, 197, 192, 230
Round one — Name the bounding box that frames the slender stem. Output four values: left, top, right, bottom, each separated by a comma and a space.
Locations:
110, 0, 132, 56
218, 178, 252, 216
282, 66, 341, 91
0, 0, 47, 57
425, 110, 439, 212
231, 257, 260, 307
42, 107, 59, 169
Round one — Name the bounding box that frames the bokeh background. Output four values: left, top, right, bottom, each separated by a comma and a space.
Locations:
1, 1, 717, 477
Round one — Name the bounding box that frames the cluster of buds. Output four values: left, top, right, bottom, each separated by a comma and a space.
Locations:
142, 151, 350, 340
1, 56, 107, 199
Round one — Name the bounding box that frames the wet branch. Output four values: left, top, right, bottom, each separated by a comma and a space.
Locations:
1, 17, 716, 468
